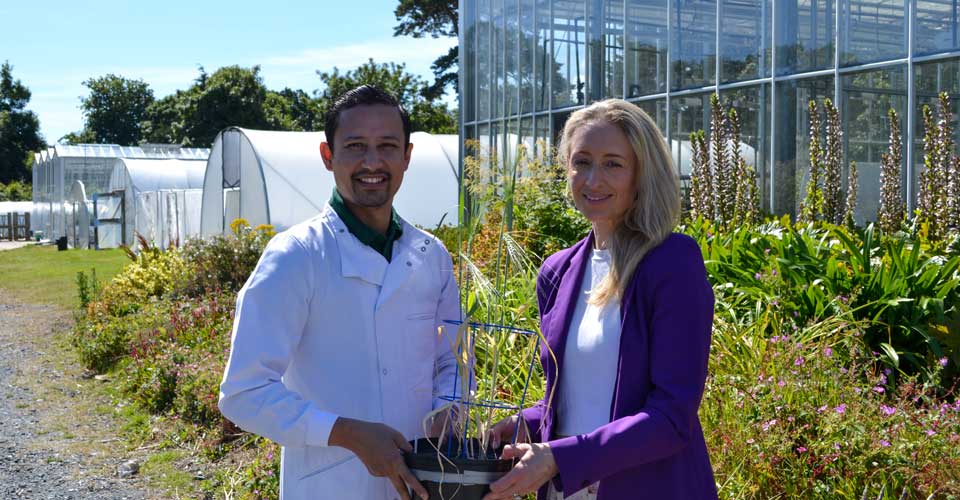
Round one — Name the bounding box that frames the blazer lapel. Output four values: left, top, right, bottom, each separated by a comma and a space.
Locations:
544, 233, 594, 393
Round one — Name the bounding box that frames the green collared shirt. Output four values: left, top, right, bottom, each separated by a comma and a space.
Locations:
329, 189, 404, 262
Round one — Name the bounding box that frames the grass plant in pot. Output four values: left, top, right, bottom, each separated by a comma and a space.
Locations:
406, 320, 540, 500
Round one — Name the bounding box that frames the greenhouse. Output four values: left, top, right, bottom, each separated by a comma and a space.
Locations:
97, 158, 206, 250
200, 128, 459, 236
67, 180, 92, 249
32, 144, 209, 242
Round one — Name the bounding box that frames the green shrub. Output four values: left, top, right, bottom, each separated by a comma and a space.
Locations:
704, 315, 960, 498
175, 219, 275, 297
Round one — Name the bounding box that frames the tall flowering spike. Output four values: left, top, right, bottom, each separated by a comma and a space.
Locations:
822, 98, 844, 224
949, 155, 960, 229
935, 92, 955, 234
801, 100, 824, 224
878, 108, 904, 233
844, 160, 859, 228
710, 93, 731, 226
748, 163, 761, 224
729, 108, 746, 226
689, 130, 708, 219
696, 130, 713, 218
919, 104, 937, 225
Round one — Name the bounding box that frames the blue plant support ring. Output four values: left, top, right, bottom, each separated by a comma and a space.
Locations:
439, 320, 541, 457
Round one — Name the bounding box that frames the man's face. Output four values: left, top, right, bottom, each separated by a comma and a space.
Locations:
321, 104, 412, 210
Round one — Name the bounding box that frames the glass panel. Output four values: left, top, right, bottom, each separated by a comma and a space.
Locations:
587, 0, 625, 101
913, 59, 960, 209
634, 98, 668, 130
721, 84, 771, 211
479, 0, 492, 121
493, 0, 506, 120
626, 0, 668, 97
536, 0, 552, 111
840, 0, 905, 65
506, 0, 520, 118
553, 0, 587, 107
465, 0, 478, 122
915, 0, 960, 55
842, 66, 906, 224
776, 0, 836, 75
521, 0, 536, 115
535, 114, 552, 154
721, 0, 771, 82
773, 76, 834, 216
520, 116, 536, 157
671, 93, 712, 177
672, 0, 717, 90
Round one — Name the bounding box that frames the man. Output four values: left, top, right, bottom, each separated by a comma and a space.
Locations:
219, 85, 461, 499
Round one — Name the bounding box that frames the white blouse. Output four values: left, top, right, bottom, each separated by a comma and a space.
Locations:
555, 248, 622, 437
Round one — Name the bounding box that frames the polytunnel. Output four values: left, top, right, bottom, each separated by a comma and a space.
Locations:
67, 180, 92, 249
97, 158, 206, 249
31, 144, 209, 241
200, 128, 459, 236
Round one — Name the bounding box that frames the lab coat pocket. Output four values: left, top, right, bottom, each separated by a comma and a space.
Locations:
299, 446, 357, 481
404, 313, 437, 389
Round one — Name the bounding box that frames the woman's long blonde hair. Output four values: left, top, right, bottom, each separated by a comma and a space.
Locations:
557, 99, 681, 305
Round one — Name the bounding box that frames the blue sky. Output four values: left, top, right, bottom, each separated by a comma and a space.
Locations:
1, 0, 457, 144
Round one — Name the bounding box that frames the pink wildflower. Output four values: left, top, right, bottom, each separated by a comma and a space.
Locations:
834, 404, 847, 414
879, 405, 896, 416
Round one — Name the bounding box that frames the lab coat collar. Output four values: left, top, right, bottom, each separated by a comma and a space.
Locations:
324, 205, 389, 286
377, 218, 429, 309
323, 205, 429, 306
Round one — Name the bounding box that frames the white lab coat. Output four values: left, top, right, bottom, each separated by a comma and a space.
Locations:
219, 204, 462, 499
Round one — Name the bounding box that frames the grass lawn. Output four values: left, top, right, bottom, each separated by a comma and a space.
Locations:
0, 245, 129, 308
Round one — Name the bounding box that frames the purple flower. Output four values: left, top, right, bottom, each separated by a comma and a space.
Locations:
794, 357, 805, 366
778, 380, 786, 388
762, 419, 778, 431
833, 442, 841, 450
823, 347, 833, 358
746, 438, 755, 444
771, 269, 778, 276
764, 248, 771, 255
797, 446, 808, 453
873, 386, 885, 394
879, 439, 891, 447
817, 405, 828, 413
939, 357, 949, 367
834, 404, 847, 414
926, 429, 937, 437
840, 367, 848, 374
879, 405, 897, 416
772, 299, 779, 306
755, 272, 762, 280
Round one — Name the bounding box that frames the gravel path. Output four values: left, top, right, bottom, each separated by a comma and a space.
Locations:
0, 300, 148, 499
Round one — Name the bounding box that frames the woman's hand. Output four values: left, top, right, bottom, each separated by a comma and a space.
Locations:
482, 443, 558, 500
486, 415, 529, 450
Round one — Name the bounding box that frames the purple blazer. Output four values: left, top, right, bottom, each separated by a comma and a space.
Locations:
519, 232, 718, 499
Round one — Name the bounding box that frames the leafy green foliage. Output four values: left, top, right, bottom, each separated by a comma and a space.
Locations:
174, 219, 275, 297
0, 61, 43, 184
317, 59, 456, 134
65, 74, 154, 146
393, 0, 458, 99
0, 179, 31, 201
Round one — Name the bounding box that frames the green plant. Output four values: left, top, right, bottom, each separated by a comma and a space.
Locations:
174, 218, 275, 297
75, 268, 100, 309
800, 99, 857, 226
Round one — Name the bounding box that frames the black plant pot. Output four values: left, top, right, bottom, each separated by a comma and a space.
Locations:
405, 437, 513, 500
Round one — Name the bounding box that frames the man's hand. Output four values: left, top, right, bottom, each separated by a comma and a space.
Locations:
486, 415, 530, 450
482, 443, 558, 500
329, 417, 428, 500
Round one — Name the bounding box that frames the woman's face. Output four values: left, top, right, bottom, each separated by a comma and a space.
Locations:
567, 120, 638, 229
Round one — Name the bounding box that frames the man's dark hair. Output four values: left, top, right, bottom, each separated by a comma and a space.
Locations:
324, 85, 411, 152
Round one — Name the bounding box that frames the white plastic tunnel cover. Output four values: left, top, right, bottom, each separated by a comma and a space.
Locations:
67, 180, 92, 249
100, 158, 206, 248
200, 127, 460, 236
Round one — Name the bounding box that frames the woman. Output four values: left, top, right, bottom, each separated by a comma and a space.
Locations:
483, 99, 717, 500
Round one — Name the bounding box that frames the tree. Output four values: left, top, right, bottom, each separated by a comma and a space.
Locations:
394, 0, 458, 99
264, 88, 323, 131
0, 61, 43, 184
317, 59, 456, 134
179, 66, 273, 147
71, 75, 155, 145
